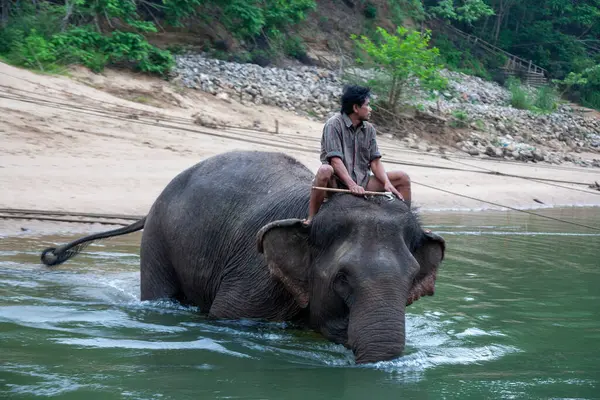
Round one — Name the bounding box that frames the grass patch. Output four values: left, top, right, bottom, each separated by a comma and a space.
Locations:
533, 85, 559, 112
507, 77, 532, 110
506, 77, 558, 113
132, 96, 151, 104
582, 91, 600, 111
449, 109, 470, 128
474, 119, 486, 130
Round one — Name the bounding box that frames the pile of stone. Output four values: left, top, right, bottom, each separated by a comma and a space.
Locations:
437, 102, 600, 167
175, 54, 341, 117
174, 54, 600, 168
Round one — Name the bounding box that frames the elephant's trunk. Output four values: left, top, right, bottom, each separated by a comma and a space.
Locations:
347, 289, 407, 364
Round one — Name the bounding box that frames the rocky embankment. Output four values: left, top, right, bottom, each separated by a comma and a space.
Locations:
174, 54, 600, 168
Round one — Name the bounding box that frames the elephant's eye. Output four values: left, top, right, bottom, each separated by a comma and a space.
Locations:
333, 272, 353, 304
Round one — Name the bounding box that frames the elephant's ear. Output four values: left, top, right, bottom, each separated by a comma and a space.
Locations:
257, 219, 311, 308
407, 230, 446, 305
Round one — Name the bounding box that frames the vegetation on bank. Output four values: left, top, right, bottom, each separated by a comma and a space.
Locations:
419, 0, 600, 109
0, 1, 598, 110
0, 0, 316, 75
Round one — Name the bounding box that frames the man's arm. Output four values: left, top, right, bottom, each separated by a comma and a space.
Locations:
368, 128, 403, 199
330, 157, 365, 195
371, 158, 403, 200
370, 157, 390, 187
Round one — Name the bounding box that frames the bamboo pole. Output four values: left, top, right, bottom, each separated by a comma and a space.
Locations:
312, 186, 393, 196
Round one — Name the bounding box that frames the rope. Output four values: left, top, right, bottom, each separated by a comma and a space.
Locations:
0, 214, 130, 226
412, 180, 600, 232
2, 74, 600, 233
2, 81, 599, 181
443, 157, 600, 196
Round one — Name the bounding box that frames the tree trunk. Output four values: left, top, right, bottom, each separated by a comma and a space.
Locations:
493, 11, 503, 44
388, 75, 397, 112
1, 0, 9, 27
480, 15, 490, 38
62, 0, 74, 32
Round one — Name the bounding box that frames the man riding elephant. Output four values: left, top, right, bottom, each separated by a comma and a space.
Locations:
304, 85, 412, 226
40, 149, 446, 365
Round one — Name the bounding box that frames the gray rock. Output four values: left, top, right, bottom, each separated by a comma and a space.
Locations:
533, 149, 545, 162
468, 147, 480, 156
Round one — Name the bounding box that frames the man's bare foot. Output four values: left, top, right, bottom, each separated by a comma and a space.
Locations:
302, 218, 312, 227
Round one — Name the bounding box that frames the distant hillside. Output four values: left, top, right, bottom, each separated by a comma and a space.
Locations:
1, 1, 598, 109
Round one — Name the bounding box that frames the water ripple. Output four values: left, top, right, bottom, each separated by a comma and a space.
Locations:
52, 337, 251, 358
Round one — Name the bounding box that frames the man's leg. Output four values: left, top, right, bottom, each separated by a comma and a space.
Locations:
366, 170, 411, 207
304, 164, 334, 225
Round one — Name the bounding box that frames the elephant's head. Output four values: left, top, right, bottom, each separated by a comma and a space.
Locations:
257, 194, 445, 364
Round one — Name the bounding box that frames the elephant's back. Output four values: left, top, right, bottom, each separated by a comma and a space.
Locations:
143, 151, 312, 311
190, 150, 313, 192
156, 150, 312, 209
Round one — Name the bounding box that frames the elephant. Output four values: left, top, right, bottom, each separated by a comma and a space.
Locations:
41, 150, 446, 364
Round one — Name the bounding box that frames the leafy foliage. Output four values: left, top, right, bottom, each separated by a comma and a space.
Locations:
506, 77, 533, 110
553, 64, 600, 109
351, 26, 447, 112
0, 0, 317, 72
0, 1, 185, 75
426, 0, 600, 109
428, 0, 494, 24
432, 33, 506, 79
449, 109, 470, 127
506, 77, 558, 113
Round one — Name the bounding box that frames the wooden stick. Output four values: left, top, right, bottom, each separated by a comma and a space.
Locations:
312, 186, 393, 196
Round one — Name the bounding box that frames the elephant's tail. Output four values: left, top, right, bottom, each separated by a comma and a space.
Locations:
40, 217, 146, 267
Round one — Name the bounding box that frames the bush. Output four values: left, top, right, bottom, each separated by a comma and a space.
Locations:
364, 2, 377, 19
103, 32, 174, 75
218, 0, 315, 40
0, 0, 185, 76
1, 24, 173, 75
282, 36, 308, 61
533, 85, 558, 112
559, 65, 600, 110
507, 77, 533, 110
249, 48, 277, 67
9, 30, 58, 71
582, 91, 600, 110
449, 109, 469, 128
506, 77, 560, 113
51, 28, 106, 72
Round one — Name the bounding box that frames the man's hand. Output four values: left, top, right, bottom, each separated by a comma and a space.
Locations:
349, 183, 366, 196
384, 182, 404, 201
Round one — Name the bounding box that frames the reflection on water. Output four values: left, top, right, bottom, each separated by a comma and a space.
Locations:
1, 207, 599, 399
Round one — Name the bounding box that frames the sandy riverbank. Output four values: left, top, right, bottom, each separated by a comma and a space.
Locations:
1, 62, 599, 236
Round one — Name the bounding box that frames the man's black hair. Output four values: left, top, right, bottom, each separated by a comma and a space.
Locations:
340, 85, 371, 115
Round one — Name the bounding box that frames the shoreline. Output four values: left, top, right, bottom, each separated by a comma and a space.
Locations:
2, 204, 598, 238
1, 61, 599, 239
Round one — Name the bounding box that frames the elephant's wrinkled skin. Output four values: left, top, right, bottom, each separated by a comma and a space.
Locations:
41, 151, 445, 364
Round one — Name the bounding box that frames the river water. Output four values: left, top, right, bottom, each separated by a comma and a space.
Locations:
1, 208, 599, 399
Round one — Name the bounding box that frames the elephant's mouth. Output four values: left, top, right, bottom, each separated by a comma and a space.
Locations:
406, 267, 437, 306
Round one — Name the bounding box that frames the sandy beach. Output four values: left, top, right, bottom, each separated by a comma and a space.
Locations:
1, 62, 599, 236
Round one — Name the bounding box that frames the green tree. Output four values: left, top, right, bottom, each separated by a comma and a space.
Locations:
216, 0, 315, 40
351, 26, 447, 112
428, 0, 494, 24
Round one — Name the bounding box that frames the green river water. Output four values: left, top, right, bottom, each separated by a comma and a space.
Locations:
1, 207, 599, 399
